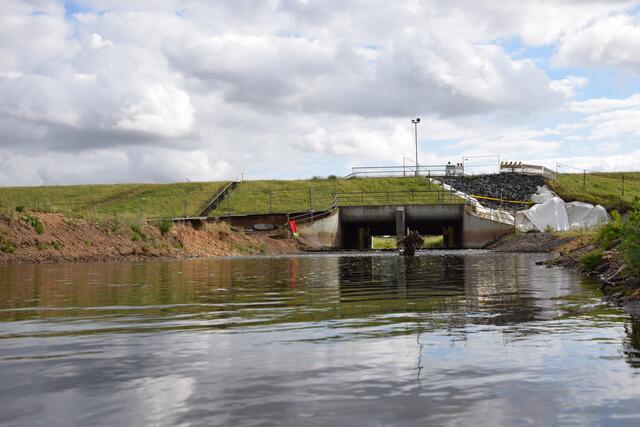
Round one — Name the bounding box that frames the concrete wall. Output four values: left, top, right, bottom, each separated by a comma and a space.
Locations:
298, 210, 342, 248
462, 207, 513, 249
340, 204, 462, 225
208, 204, 513, 250
339, 204, 513, 249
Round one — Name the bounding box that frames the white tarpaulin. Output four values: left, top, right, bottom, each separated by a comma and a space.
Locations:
516, 193, 609, 232
531, 186, 556, 204
516, 197, 570, 232
566, 202, 609, 229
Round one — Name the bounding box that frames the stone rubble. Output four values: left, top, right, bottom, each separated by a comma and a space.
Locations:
442, 174, 546, 210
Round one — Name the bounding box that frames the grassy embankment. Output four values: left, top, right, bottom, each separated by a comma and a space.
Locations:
0, 176, 460, 219
211, 177, 461, 215
548, 172, 640, 211
576, 208, 640, 275
0, 182, 226, 219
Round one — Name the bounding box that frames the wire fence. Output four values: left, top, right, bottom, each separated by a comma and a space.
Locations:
0, 188, 224, 220
554, 163, 640, 206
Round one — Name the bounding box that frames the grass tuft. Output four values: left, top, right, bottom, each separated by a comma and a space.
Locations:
22, 214, 44, 235
580, 249, 604, 271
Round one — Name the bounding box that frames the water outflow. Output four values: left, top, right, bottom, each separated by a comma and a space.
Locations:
1, 252, 639, 426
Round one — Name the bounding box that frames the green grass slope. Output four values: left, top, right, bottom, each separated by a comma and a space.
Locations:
0, 181, 226, 218
211, 177, 461, 215
548, 172, 640, 211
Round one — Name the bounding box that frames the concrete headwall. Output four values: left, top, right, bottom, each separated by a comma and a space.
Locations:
340, 204, 462, 224
462, 207, 513, 249
298, 210, 342, 248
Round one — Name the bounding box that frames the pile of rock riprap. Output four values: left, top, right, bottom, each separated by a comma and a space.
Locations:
442, 174, 545, 210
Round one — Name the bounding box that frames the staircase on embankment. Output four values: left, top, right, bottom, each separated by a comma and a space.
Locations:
198, 181, 239, 217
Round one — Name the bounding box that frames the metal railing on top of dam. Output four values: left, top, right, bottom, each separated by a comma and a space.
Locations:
344, 164, 454, 178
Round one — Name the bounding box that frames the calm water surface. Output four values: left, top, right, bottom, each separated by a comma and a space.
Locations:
1, 251, 640, 426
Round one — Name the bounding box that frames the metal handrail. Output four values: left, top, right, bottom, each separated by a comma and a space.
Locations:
351, 164, 449, 170
345, 164, 450, 178
288, 194, 339, 224
198, 181, 238, 217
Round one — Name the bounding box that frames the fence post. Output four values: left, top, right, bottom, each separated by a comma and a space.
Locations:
184, 190, 188, 217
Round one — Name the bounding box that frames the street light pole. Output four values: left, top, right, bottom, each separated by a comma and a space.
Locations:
411, 118, 421, 176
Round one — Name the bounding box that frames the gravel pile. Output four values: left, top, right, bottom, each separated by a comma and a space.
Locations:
487, 232, 576, 252
442, 174, 546, 210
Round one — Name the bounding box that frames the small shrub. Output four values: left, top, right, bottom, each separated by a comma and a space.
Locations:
327, 175, 338, 180
597, 210, 623, 250
15, 206, 24, 213
580, 249, 604, 271
51, 241, 63, 250
22, 214, 44, 235
544, 224, 555, 234
620, 206, 640, 275
0, 241, 16, 254
159, 219, 173, 235
130, 222, 146, 241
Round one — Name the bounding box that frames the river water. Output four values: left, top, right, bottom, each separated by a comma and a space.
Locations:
1, 252, 640, 426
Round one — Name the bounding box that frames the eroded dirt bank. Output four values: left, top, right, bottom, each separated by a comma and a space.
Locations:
0, 212, 306, 264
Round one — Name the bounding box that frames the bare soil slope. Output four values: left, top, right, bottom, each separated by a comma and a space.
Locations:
0, 212, 303, 264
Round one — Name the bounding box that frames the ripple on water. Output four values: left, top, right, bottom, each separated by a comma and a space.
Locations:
0, 252, 639, 426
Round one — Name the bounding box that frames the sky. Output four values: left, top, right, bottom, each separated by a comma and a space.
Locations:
3, 0, 640, 185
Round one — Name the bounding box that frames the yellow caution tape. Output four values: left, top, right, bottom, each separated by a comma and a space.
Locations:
469, 195, 535, 205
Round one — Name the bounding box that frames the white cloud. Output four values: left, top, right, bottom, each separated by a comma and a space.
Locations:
567, 94, 640, 113
1, 0, 640, 185
550, 76, 588, 98
553, 14, 640, 71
